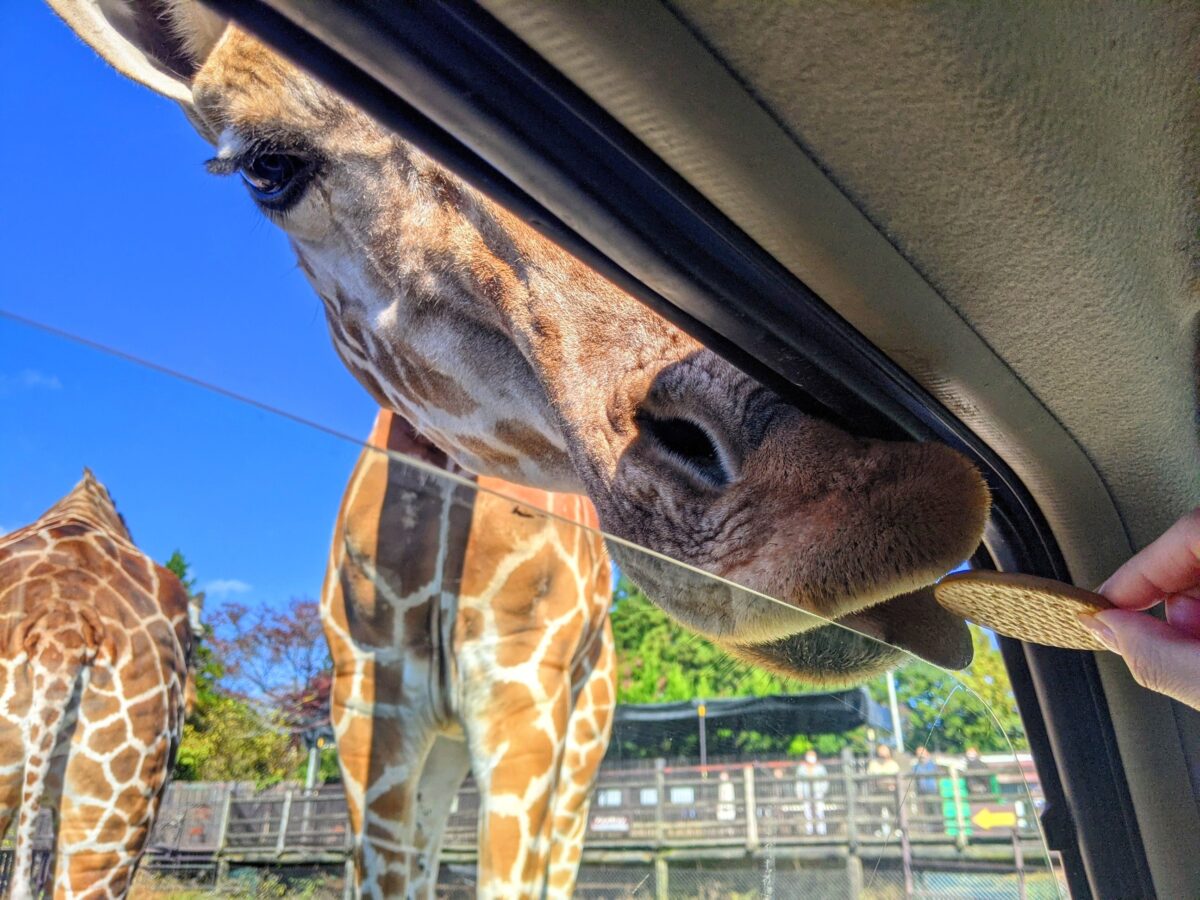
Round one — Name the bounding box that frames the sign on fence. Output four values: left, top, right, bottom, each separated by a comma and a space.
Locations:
970, 804, 1019, 833
590, 815, 631, 834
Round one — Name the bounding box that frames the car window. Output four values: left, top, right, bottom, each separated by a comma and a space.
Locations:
1, 314, 1065, 898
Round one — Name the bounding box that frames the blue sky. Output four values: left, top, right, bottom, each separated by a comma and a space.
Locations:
1, 5, 378, 607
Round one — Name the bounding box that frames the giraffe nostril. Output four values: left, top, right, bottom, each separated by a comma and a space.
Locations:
635, 411, 730, 488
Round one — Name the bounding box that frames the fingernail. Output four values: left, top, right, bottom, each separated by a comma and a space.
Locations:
1078, 613, 1120, 654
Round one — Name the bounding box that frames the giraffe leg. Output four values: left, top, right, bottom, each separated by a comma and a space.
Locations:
407, 734, 470, 898
0, 703, 23, 844
12, 623, 92, 900
0, 739, 21, 854
332, 685, 440, 900
463, 675, 572, 900
52, 724, 171, 898
545, 627, 616, 898
53, 784, 162, 899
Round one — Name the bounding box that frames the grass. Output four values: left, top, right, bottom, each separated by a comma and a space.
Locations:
131, 870, 344, 899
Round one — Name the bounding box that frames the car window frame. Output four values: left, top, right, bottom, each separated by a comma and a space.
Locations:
199, 2, 1158, 896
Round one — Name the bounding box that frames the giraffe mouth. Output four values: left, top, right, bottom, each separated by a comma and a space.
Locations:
832, 586, 973, 671
725, 586, 973, 686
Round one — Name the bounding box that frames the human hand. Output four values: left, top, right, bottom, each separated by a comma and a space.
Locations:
1079, 509, 1200, 710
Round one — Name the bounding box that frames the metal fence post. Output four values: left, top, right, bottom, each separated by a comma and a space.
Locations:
846, 854, 863, 900
1013, 830, 1027, 900
896, 775, 913, 898
276, 790, 293, 856
841, 752, 858, 849
655, 760, 666, 847
654, 854, 669, 900
950, 773, 967, 851
301, 761, 316, 845
214, 788, 234, 884
743, 765, 759, 852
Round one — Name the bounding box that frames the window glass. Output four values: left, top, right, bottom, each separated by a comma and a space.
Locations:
596, 789, 622, 808
669, 787, 697, 806
0, 316, 1064, 898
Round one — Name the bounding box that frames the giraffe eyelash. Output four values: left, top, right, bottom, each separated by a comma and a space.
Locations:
206, 138, 323, 215
204, 154, 242, 177
204, 133, 322, 177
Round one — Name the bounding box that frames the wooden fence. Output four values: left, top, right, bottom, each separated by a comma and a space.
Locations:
4, 755, 1055, 897
144, 757, 1044, 859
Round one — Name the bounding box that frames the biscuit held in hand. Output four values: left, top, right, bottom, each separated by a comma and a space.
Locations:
933, 571, 1112, 650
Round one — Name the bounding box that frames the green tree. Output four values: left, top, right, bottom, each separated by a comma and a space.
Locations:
164, 550, 195, 592
175, 696, 304, 786
874, 628, 1027, 753
610, 578, 798, 704
165, 550, 222, 716
611, 577, 1028, 757
164, 552, 308, 785
610, 578, 867, 757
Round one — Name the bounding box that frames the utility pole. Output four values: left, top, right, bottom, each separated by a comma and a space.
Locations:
305, 742, 320, 792
886, 671, 905, 752
302, 728, 328, 792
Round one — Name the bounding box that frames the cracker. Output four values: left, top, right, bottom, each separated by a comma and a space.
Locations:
933, 571, 1112, 651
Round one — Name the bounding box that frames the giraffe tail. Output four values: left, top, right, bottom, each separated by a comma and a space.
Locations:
8, 606, 111, 900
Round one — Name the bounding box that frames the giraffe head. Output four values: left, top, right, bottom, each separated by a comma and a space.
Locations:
51, 2, 990, 683
183, 590, 205, 717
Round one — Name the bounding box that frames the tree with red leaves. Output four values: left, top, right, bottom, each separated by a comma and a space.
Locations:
206, 599, 332, 734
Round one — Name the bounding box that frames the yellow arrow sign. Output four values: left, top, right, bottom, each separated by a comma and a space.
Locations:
972, 806, 1018, 830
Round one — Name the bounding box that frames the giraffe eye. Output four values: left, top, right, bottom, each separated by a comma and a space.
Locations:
239, 152, 315, 211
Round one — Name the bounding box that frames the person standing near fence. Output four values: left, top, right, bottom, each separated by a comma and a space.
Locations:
910, 746, 940, 833
867, 745, 901, 837
963, 747, 995, 800
795, 750, 830, 836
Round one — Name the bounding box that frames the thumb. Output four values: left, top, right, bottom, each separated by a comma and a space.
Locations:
1080, 609, 1200, 710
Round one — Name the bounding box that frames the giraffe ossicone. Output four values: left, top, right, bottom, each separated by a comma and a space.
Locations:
48, 0, 991, 681
324, 410, 614, 898
0, 471, 194, 899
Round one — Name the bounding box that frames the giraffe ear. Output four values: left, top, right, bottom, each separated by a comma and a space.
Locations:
46, 0, 226, 107
183, 670, 198, 718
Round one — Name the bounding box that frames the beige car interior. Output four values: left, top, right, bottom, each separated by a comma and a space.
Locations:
475, 2, 1200, 895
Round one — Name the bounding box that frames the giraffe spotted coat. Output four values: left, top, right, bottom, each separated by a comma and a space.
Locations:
323, 411, 615, 898
0, 472, 192, 899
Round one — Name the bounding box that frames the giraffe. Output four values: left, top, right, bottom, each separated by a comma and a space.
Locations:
49, 2, 991, 683
323, 409, 615, 899
0, 471, 193, 899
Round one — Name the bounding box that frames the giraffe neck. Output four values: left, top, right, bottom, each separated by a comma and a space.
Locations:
267, 129, 639, 495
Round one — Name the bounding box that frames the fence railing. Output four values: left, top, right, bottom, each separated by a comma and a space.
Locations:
2, 757, 1044, 864
0, 756, 1058, 899
133, 756, 1043, 863
148, 783, 351, 862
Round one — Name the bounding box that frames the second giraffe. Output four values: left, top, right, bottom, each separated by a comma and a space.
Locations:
322, 410, 616, 899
